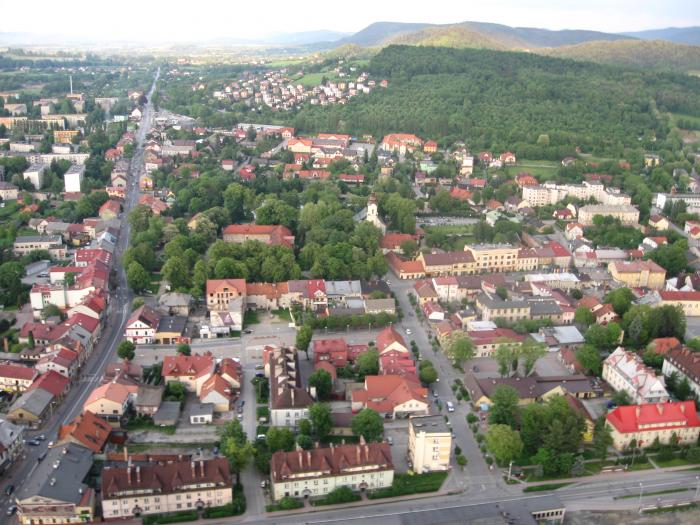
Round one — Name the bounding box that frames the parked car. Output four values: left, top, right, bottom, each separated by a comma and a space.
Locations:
36, 434, 46, 441
405, 328, 412, 335
260, 480, 267, 488
387, 436, 393, 446
6, 505, 17, 516
255, 364, 264, 370
37, 451, 47, 461
446, 401, 455, 412
5, 484, 14, 496
243, 329, 253, 334
433, 390, 439, 398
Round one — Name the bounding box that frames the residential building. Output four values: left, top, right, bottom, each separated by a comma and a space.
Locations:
23, 163, 47, 190
659, 291, 700, 317
13, 235, 66, 259
223, 224, 295, 248
655, 193, 700, 214
0, 363, 38, 392
268, 347, 314, 428
522, 181, 631, 208
15, 443, 95, 525
662, 347, 700, 400
124, 305, 160, 344
475, 293, 530, 322
0, 418, 24, 474
162, 353, 216, 396
351, 375, 428, 418
375, 326, 409, 355
606, 401, 700, 450
0, 181, 19, 201
205, 278, 247, 311
602, 347, 669, 404
467, 328, 526, 357
408, 415, 452, 474
380, 133, 423, 154
608, 260, 666, 290
418, 251, 476, 276
83, 380, 138, 422
101, 458, 233, 519
464, 243, 519, 273
57, 411, 112, 453
578, 204, 640, 226
63, 163, 85, 193
134, 385, 165, 417
6, 388, 54, 427
270, 440, 394, 501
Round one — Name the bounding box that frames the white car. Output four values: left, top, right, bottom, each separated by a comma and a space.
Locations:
446, 401, 455, 413
405, 328, 412, 335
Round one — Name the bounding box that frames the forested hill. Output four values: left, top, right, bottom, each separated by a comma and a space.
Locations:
291, 45, 700, 158
542, 39, 700, 72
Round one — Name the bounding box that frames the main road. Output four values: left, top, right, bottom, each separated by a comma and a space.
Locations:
1, 68, 160, 512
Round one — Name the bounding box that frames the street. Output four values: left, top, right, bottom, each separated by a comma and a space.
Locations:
0, 68, 160, 513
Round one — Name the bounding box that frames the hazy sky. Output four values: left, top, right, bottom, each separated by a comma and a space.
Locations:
1, 0, 698, 42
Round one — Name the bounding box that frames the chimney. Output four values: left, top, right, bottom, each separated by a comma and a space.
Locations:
200, 459, 204, 477
307, 451, 311, 464
124, 447, 128, 462
127, 465, 132, 485
298, 449, 303, 466
356, 445, 360, 463
136, 466, 141, 484
191, 461, 195, 478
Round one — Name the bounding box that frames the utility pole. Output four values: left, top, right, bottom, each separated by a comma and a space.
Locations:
69, 75, 73, 95
638, 482, 643, 512
507, 460, 513, 482
695, 476, 700, 500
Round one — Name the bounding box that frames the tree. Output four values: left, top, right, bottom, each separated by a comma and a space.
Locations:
676, 377, 695, 401
456, 454, 468, 469
309, 403, 333, 440
309, 369, 333, 401
488, 385, 519, 428
221, 423, 254, 484
444, 332, 475, 365
576, 344, 602, 376
296, 325, 313, 359
356, 348, 379, 377
126, 261, 150, 292
612, 390, 632, 406
592, 417, 613, 460
266, 427, 295, 453
486, 424, 523, 465
585, 323, 621, 350
520, 340, 547, 376
162, 255, 191, 291
400, 239, 418, 258
495, 344, 514, 377
574, 307, 595, 327
351, 408, 384, 442
117, 340, 135, 361
176, 343, 191, 356
605, 288, 635, 316
296, 434, 314, 450
418, 362, 438, 385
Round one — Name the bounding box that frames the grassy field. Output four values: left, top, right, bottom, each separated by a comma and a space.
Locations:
514, 161, 560, 181
297, 71, 333, 87
423, 224, 474, 235
523, 482, 571, 492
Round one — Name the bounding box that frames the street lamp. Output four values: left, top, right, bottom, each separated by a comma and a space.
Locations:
507, 460, 514, 482
695, 476, 700, 500
638, 482, 643, 512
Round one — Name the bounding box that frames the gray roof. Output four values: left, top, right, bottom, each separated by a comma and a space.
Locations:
528, 299, 562, 316
477, 292, 528, 310
158, 292, 193, 308
0, 418, 22, 448
409, 415, 450, 434
156, 316, 187, 334
16, 443, 92, 504
14, 235, 62, 244
10, 388, 54, 417
153, 401, 181, 425
188, 402, 214, 417
135, 385, 164, 408
325, 280, 362, 297
364, 298, 396, 312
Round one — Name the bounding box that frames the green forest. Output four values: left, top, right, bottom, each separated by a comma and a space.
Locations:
290, 45, 700, 157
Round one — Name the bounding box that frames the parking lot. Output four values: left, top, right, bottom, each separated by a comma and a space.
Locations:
384, 423, 410, 472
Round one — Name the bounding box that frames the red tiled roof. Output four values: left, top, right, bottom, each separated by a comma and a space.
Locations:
380, 233, 416, 250
29, 371, 69, 397
0, 363, 37, 381
607, 401, 700, 434
206, 278, 246, 297
649, 337, 682, 355
58, 410, 112, 453
660, 291, 700, 301
352, 375, 427, 412
162, 353, 215, 379
376, 326, 407, 353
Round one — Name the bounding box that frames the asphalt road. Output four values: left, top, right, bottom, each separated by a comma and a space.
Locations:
0, 68, 160, 516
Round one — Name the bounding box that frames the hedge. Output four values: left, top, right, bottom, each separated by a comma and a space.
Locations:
142, 510, 198, 525
266, 496, 304, 512
367, 472, 448, 499
203, 487, 246, 519
312, 486, 361, 506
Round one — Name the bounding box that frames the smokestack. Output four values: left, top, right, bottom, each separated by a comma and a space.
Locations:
69, 75, 73, 95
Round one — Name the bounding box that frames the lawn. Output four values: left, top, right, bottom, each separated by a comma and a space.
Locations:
298, 71, 332, 87
244, 310, 261, 326
119, 442, 216, 453
367, 472, 448, 499
514, 161, 560, 181
523, 482, 572, 492
423, 224, 474, 235
143, 510, 198, 524
124, 417, 176, 435
272, 309, 292, 322
654, 457, 694, 468
147, 272, 161, 294
616, 487, 690, 500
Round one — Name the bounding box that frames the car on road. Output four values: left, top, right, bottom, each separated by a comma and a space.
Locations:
446, 401, 455, 412
387, 436, 393, 445
25, 439, 40, 446
37, 451, 47, 461
5, 484, 14, 496
237, 413, 243, 419
255, 364, 264, 370
405, 328, 412, 335
36, 434, 45, 441
243, 329, 253, 334
256, 434, 266, 441
260, 480, 267, 488
6, 505, 17, 516
433, 390, 439, 398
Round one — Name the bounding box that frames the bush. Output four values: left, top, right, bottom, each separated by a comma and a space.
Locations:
657, 446, 675, 462
142, 510, 198, 525
467, 413, 478, 424
266, 496, 304, 512
368, 472, 447, 499
313, 486, 360, 506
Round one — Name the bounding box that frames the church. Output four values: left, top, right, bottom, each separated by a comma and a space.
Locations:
353, 193, 387, 234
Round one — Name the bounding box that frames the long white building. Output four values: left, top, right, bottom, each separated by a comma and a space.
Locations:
522, 181, 631, 208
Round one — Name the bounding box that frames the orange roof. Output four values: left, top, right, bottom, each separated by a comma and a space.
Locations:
649, 337, 681, 355
376, 326, 407, 354
84, 381, 137, 408
200, 373, 233, 402
380, 233, 415, 249
205, 278, 247, 297
385, 252, 425, 276
59, 410, 112, 453
246, 281, 289, 299
352, 375, 427, 412
162, 353, 215, 379
450, 187, 473, 201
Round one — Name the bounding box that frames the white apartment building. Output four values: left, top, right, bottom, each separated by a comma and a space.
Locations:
602, 347, 669, 404
408, 415, 452, 474
64, 164, 85, 193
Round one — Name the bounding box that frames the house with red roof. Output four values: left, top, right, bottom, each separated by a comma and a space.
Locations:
380, 233, 418, 254
29, 371, 70, 400
0, 363, 38, 392
200, 374, 234, 412
606, 401, 700, 450
138, 194, 169, 215
379, 133, 423, 155
449, 187, 473, 202
351, 375, 428, 418
223, 224, 295, 248
375, 326, 409, 356
312, 339, 368, 368
659, 290, 700, 316
379, 354, 417, 380
162, 353, 216, 396
385, 252, 426, 280
124, 305, 160, 344
58, 410, 112, 453
423, 140, 438, 153
36, 347, 79, 378
515, 173, 538, 187
98, 199, 121, 220
422, 301, 445, 322
648, 337, 682, 355
84, 380, 138, 422
500, 151, 516, 165
467, 328, 526, 357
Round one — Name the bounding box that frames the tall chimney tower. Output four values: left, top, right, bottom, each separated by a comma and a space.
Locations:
69, 75, 73, 95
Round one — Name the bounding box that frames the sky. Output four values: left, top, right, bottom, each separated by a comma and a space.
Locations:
1, 0, 698, 43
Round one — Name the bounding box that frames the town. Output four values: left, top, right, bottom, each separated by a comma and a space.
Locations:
1, 7, 700, 525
